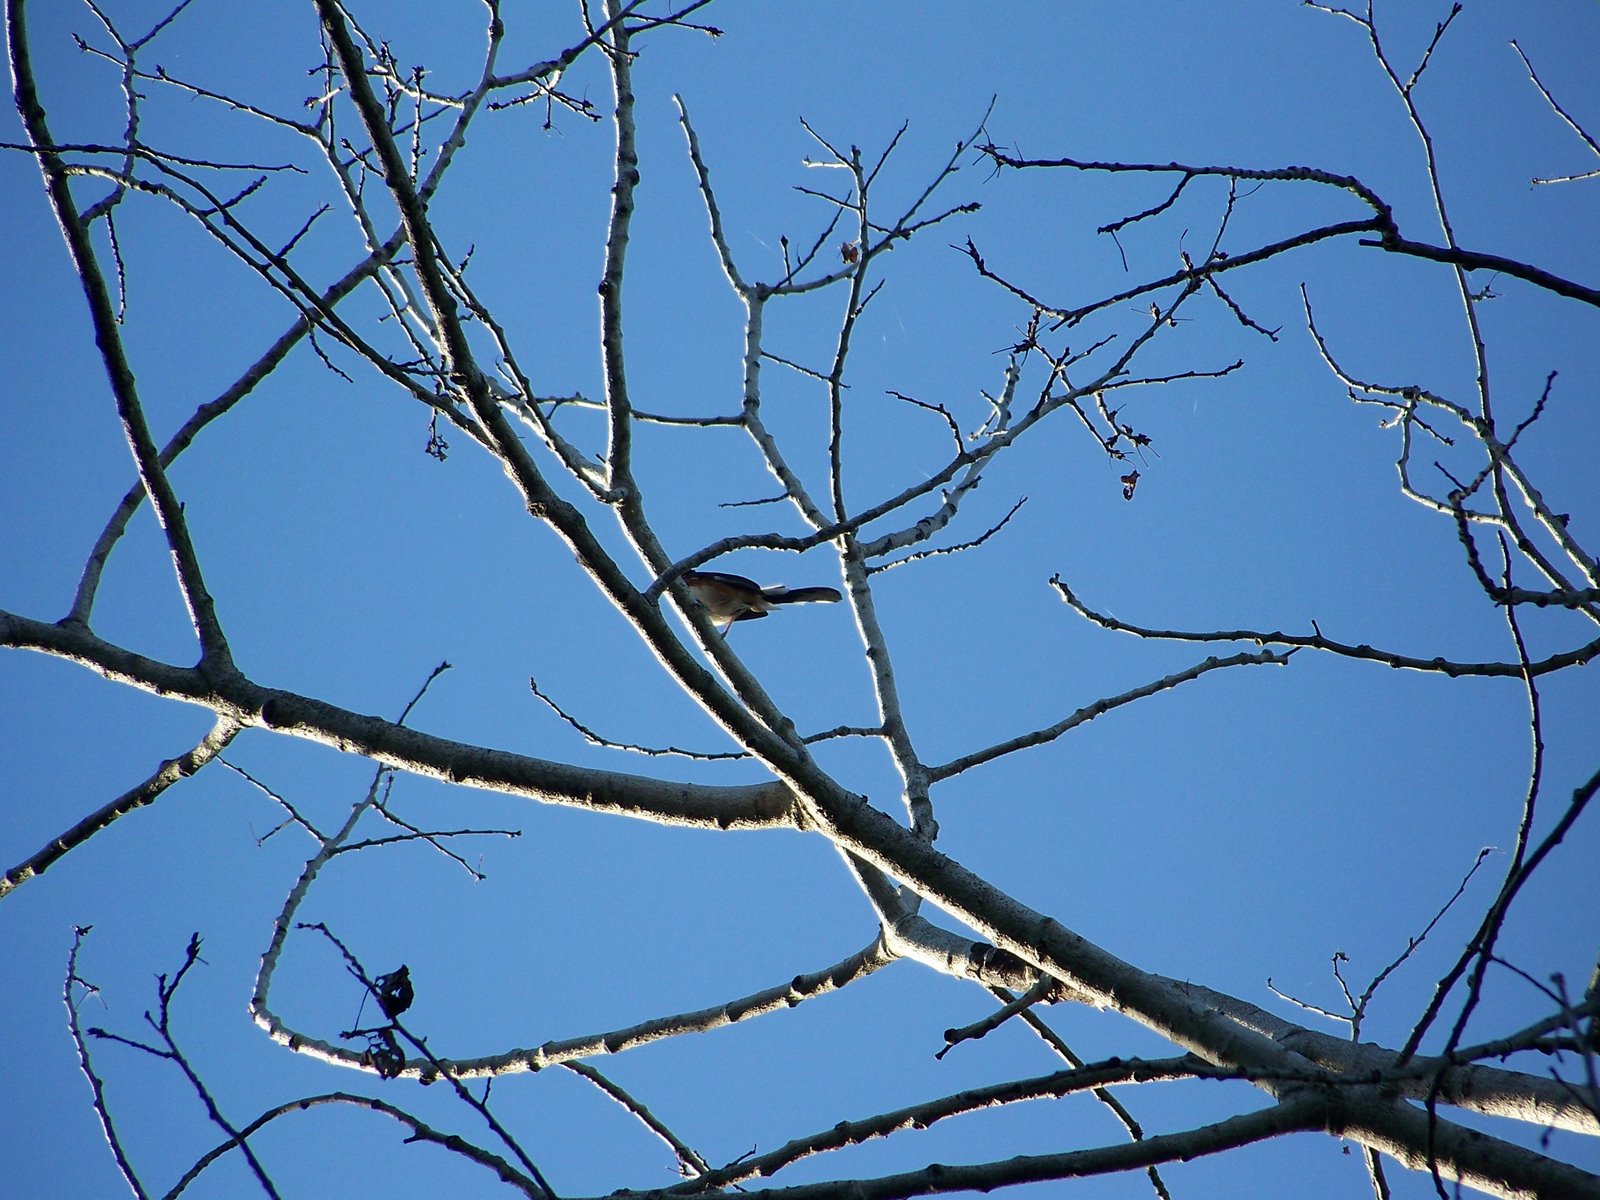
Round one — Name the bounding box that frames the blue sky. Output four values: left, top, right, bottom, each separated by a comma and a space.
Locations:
3, 2, 1598, 1197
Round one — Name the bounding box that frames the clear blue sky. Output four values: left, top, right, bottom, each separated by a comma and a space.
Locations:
3, 3, 1597, 1197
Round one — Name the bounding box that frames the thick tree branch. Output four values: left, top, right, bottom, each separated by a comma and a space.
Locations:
0, 608, 793, 829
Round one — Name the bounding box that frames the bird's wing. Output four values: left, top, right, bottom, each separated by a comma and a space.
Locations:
762, 586, 843, 605
685, 569, 764, 593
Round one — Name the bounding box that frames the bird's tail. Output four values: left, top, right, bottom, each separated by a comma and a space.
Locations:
764, 586, 842, 606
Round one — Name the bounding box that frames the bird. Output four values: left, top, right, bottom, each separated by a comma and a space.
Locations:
682, 569, 843, 634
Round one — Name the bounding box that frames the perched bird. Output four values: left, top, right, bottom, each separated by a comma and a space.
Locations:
683, 569, 843, 634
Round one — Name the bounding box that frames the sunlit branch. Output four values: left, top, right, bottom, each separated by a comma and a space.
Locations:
63, 929, 149, 1200
670, 1052, 1221, 1194
929, 649, 1290, 782
674, 95, 747, 292
265, 936, 889, 1081
562, 1061, 712, 1181
1177, 977, 1600, 1135
167, 1091, 544, 1200
599, 0, 638, 495
527, 676, 750, 761
936, 977, 1057, 1059
1510, 39, 1600, 184
868, 495, 1027, 575
490, 0, 648, 92
0, 608, 796, 829
790, 122, 939, 839
882, 913, 1046, 993
0, 716, 240, 900
1331, 848, 1494, 1041
643, 1097, 1323, 1200
11, 0, 233, 670
1303, 263, 1599, 601
66, 226, 418, 624
1048, 574, 1600, 678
